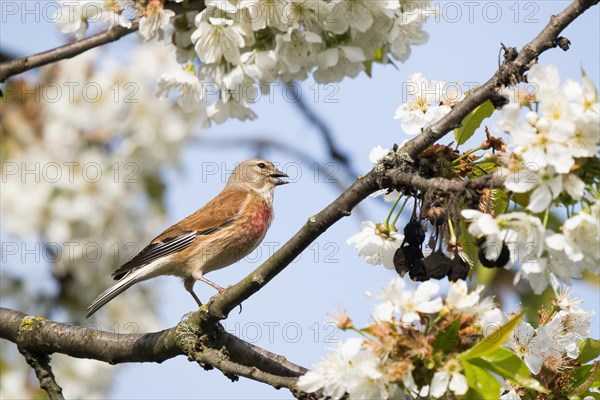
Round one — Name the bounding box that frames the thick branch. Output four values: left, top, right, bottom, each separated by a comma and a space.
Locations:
189, 347, 298, 390
1, 307, 305, 391
1, 308, 179, 364
222, 331, 308, 377
386, 172, 504, 195
402, 0, 599, 158
0, 1, 205, 82
19, 350, 64, 400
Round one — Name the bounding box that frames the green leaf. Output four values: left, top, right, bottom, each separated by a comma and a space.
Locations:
363, 60, 373, 77
460, 312, 524, 360
433, 316, 462, 352
469, 348, 548, 393
571, 361, 600, 395
468, 161, 499, 177
512, 191, 531, 208
462, 360, 502, 399
578, 338, 600, 364
491, 189, 509, 216
454, 99, 495, 146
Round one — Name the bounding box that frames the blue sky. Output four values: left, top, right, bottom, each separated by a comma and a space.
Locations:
1, 2, 599, 399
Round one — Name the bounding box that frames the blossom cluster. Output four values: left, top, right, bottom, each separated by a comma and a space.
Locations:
459, 65, 600, 293
0, 42, 195, 398
348, 65, 599, 294
506, 278, 594, 377
53, 0, 437, 124
298, 279, 504, 399
298, 278, 595, 399
462, 201, 599, 293
497, 64, 600, 213
1, 43, 198, 281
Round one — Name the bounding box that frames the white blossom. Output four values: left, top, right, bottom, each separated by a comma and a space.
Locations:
347, 221, 403, 269
445, 280, 484, 312
156, 67, 205, 113
345, 352, 393, 400
297, 338, 363, 398
496, 64, 599, 216
238, 0, 288, 31
562, 203, 600, 273
503, 166, 563, 213
394, 73, 451, 134
476, 296, 506, 336
139, 0, 175, 41
505, 321, 549, 374
544, 310, 592, 360
205, 97, 257, 126
380, 278, 443, 323
275, 28, 322, 79
551, 276, 585, 314
314, 46, 367, 83
430, 360, 468, 398
191, 16, 245, 64
388, 8, 431, 61
54, 0, 131, 39
461, 210, 545, 270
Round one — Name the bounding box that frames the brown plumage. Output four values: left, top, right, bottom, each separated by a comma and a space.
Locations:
86, 159, 287, 318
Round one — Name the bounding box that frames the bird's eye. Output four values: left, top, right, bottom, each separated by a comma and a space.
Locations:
257, 162, 266, 169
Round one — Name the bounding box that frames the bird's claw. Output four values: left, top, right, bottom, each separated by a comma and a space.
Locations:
207, 291, 243, 314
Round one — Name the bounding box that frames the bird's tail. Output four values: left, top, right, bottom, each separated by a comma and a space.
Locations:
86, 269, 147, 318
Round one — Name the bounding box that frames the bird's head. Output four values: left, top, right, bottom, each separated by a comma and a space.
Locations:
226, 159, 289, 195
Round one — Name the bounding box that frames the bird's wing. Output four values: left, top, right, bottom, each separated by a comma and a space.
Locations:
111, 189, 250, 280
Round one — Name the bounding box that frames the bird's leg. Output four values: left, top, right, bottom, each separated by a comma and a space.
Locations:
197, 276, 225, 292
184, 276, 203, 308
196, 275, 242, 314
189, 290, 203, 308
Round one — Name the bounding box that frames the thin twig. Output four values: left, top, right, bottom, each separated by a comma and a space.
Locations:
0, 1, 205, 82
19, 350, 65, 400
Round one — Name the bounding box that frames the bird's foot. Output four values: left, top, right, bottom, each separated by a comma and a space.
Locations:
208, 288, 243, 314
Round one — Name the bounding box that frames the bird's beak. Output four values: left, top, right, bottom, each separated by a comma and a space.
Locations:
270, 169, 289, 186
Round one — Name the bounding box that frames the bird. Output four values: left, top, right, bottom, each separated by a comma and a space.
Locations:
86, 159, 288, 318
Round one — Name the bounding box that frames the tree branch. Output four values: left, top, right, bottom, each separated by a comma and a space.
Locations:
0, 1, 206, 82
1, 308, 180, 364
402, 0, 599, 158
0, 23, 136, 83
19, 350, 64, 400
0, 307, 305, 392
